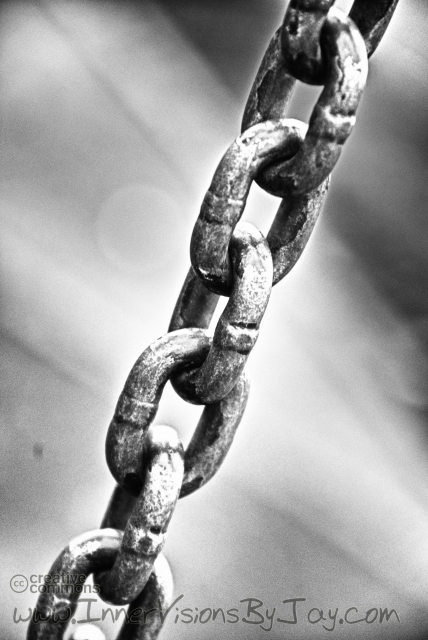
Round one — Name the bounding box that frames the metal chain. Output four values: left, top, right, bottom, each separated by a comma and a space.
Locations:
27, 1, 399, 638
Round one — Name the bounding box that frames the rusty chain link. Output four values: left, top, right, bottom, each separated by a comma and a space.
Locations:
27, 1, 399, 638
281, 0, 399, 85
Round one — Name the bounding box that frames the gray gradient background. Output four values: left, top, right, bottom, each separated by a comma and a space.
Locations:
1, 0, 428, 638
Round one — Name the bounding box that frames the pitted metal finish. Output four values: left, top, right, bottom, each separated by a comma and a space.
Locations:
282, 0, 400, 85
169, 267, 219, 333
176, 222, 272, 404
28, 3, 399, 637
27, 530, 122, 640
27, 529, 173, 640
268, 177, 329, 285
106, 329, 210, 495
190, 119, 304, 295
242, 28, 296, 132
116, 553, 174, 640
349, 0, 399, 59
264, 8, 369, 197
97, 427, 183, 605
181, 369, 250, 497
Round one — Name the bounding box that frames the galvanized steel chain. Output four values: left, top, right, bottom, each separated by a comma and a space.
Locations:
27, 1, 399, 638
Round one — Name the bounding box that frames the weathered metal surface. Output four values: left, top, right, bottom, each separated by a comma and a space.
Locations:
105, 329, 210, 495
189, 118, 329, 291
242, 28, 296, 132
97, 427, 183, 605
168, 274, 252, 494
349, 0, 400, 59
27, 527, 173, 640
169, 267, 219, 332
180, 369, 250, 497
104, 374, 249, 506
268, 177, 329, 284
176, 222, 272, 404
241, 33, 300, 201
191, 119, 303, 296
281, 0, 400, 85
282, 0, 336, 85
27, 2, 401, 637
116, 553, 174, 640
27, 529, 122, 640
262, 8, 368, 197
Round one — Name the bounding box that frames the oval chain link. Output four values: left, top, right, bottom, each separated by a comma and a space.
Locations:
190, 119, 305, 294
246, 8, 368, 198
97, 426, 184, 605
105, 329, 209, 496
106, 329, 249, 496
189, 123, 329, 292
27, 530, 173, 640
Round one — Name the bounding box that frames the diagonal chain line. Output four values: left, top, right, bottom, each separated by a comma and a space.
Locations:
26, 2, 400, 639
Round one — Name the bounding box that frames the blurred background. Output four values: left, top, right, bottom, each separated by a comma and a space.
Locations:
1, 0, 428, 638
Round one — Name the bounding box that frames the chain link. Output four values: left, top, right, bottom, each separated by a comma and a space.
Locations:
98, 426, 184, 606
27, 1, 399, 637
27, 529, 173, 640
282, 0, 399, 85
176, 222, 272, 403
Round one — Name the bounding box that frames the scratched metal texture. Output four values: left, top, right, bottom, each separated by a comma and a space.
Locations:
1, 1, 428, 638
